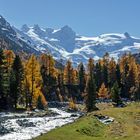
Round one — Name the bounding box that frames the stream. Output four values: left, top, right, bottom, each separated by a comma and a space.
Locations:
0, 107, 82, 140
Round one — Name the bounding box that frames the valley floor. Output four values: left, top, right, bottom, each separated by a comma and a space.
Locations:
33, 102, 140, 140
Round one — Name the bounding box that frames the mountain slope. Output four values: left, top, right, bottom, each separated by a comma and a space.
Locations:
0, 15, 39, 55
0, 15, 140, 66
19, 24, 140, 65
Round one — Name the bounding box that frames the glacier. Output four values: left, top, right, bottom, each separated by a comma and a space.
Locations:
17, 24, 140, 66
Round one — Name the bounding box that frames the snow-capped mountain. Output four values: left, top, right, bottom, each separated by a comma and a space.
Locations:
0, 15, 39, 55
0, 15, 140, 66
18, 24, 140, 66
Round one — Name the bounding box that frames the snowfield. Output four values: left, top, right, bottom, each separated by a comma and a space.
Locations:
0, 108, 82, 140
18, 25, 140, 66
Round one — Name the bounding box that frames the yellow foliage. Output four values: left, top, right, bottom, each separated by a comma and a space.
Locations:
87, 58, 94, 74
40, 92, 48, 107
40, 53, 57, 78
108, 58, 116, 74
119, 54, 139, 88
98, 83, 108, 98
4, 50, 15, 68
58, 94, 63, 102
25, 54, 47, 108
63, 60, 73, 85
69, 98, 77, 110
72, 69, 79, 85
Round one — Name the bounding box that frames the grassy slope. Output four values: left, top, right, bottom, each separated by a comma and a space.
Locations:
33, 102, 140, 140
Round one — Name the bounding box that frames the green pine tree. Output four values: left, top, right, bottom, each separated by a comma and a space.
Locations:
135, 83, 140, 101
10, 55, 24, 109
40, 54, 57, 100
78, 62, 86, 94
95, 62, 102, 90
116, 64, 121, 87
111, 82, 122, 106
0, 49, 7, 110
0, 49, 5, 95
37, 95, 44, 110
102, 64, 108, 87
86, 77, 97, 112
86, 58, 97, 112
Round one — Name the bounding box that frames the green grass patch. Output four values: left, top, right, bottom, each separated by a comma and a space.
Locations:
77, 116, 106, 137
33, 102, 140, 140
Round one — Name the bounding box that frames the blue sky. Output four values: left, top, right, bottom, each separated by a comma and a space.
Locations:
0, 0, 140, 37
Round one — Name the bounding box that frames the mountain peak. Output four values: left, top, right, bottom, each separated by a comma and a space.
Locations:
61, 25, 72, 30
33, 24, 41, 30
31, 24, 47, 38
52, 25, 76, 37
0, 15, 3, 19
124, 32, 131, 38
0, 15, 10, 28
60, 25, 75, 34
0, 15, 5, 20
21, 24, 30, 32
0, 15, 16, 36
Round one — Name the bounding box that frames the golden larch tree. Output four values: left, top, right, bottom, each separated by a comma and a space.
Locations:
25, 54, 46, 109
98, 83, 109, 99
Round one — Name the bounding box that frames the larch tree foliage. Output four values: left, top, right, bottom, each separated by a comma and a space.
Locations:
63, 60, 74, 98
86, 58, 97, 112
69, 97, 77, 110
72, 69, 79, 85
24, 76, 30, 109
25, 54, 45, 109
64, 60, 73, 85
108, 58, 117, 88
56, 59, 64, 101
1, 47, 140, 110
4, 50, 15, 68
87, 58, 94, 77
71, 69, 79, 100
40, 54, 57, 100
10, 55, 24, 109
98, 83, 108, 99
116, 64, 121, 87
102, 53, 109, 87
119, 55, 130, 98
57, 70, 64, 101
127, 57, 139, 98
119, 54, 139, 98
